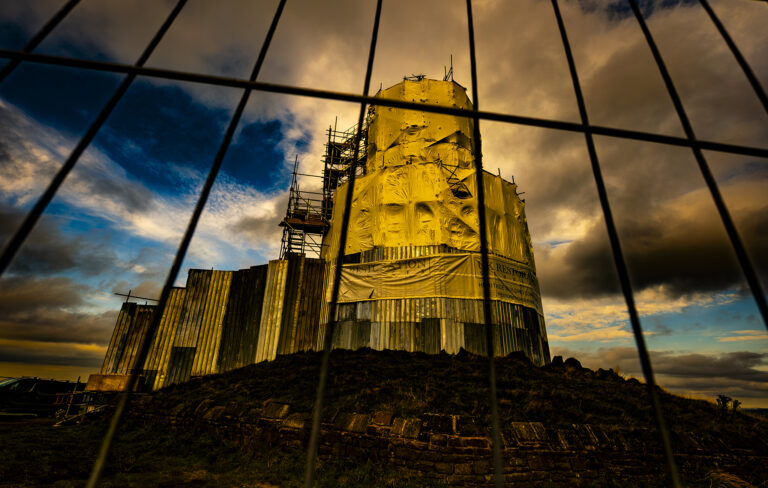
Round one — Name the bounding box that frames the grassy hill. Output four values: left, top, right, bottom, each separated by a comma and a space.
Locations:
148, 348, 766, 444
1, 348, 766, 487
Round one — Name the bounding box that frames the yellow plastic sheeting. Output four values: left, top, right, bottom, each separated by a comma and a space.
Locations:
323, 169, 535, 266
323, 78, 536, 267
469, 173, 536, 268
324, 163, 478, 253
367, 79, 474, 174
331, 253, 542, 315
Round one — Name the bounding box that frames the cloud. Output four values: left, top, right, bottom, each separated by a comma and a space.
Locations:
0, 203, 117, 277
5, 0, 766, 245
0, 275, 117, 345
717, 330, 768, 343
472, 0, 768, 300
0, 98, 287, 270
0, 338, 105, 368
108, 280, 163, 302
0, 99, 154, 212
2, 0, 765, 291
547, 324, 636, 342
230, 190, 289, 248
535, 178, 768, 299
543, 284, 739, 341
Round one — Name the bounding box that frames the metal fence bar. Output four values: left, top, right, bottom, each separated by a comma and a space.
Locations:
1, 49, 765, 159
0, 0, 81, 84
629, 0, 767, 329
85, 1, 288, 486
698, 0, 768, 114
465, 1, 503, 486
0, 0, 189, 277
550, 1, 682, 485
304, 1, 383, 486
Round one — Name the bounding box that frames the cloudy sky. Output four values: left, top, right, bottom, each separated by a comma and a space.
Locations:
0, 0, 766, 406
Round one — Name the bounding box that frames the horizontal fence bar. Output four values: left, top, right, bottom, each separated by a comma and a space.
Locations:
1, 49, 766, 159
0, 0, 80, 84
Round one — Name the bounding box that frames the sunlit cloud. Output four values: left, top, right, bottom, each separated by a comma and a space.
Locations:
544, 285, 740, 342
0, 100, 285, 269
717, 330, 768, 343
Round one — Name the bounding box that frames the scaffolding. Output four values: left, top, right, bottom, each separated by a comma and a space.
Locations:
321, 121, 367, 206
279, 122, 366, 258
278, 158, 325, 257
438, 156, 473, 199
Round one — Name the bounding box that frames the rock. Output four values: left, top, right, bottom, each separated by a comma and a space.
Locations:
455, 463, 472, 475
391, 418, 422, 438
401, 419, 423, 439
262, 401, 290, 419
346, 413, 370, 433
596, 368, 613, 380
422, 413, 453, 435
203, 405, 226, 420
283, 413, 310, 429
455, 416, 482, 436
564, 357, 582, 369
372, 411, 394, 426
472, 459, 490, 475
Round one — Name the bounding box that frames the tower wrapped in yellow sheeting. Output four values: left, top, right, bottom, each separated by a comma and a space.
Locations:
319, 78, 550, 365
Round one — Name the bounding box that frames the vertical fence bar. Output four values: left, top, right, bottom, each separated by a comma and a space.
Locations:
85, 1, 287, 486
304, 2, 383, 486
465, 1, 504, 486
0, 0, 189, 278
698, 0, 768, 115
0, 0, 81, 84
628, 0, 767, 329
550, 1, 682, 486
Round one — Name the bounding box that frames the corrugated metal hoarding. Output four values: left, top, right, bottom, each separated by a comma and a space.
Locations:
255, 254, 324, 362
100, 303, 155, 376
318, 292, 549, 366
217, 266, 269, 372
95, 256, 324, 391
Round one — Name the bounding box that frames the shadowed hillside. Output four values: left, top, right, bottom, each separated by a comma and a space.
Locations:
148, 348, 767, 444
1, 349, 766, 487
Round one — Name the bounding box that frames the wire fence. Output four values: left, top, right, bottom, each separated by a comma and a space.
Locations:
0, 1, 766, 487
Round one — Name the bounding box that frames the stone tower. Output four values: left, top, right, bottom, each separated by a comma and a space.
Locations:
320, 78, 550, 365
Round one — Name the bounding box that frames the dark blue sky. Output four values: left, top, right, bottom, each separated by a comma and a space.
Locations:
0, 4, 308, 198
0, 65, 296, 194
